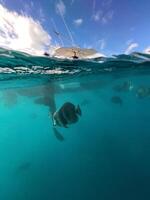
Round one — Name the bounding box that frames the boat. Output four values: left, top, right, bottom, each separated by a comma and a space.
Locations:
51, 47, 105, 60
43, 19, 105, 60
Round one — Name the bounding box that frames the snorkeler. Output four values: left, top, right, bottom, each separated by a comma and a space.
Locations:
72, 51, 78, 59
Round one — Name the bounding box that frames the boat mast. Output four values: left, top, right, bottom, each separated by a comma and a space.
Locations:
56, 2, 75, 47
51, 18, 64, 47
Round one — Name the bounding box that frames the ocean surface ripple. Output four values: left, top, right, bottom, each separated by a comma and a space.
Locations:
0, 47, 150, 85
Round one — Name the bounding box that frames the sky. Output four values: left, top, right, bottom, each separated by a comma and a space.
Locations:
0, 0, 150, 55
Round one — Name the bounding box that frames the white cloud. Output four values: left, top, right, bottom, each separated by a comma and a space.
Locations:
0, 4, 51, 55
73, 18, 83, 27
92, 0, 114, 24
55, 0, 66, 16
92, 9, 114, 24
92, 10, 102, 21
125, 43, 139, 54
98, 39, 106, 50
101, 10, 114, 24
144, 47, 150, 54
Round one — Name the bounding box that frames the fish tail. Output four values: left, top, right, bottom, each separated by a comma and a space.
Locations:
76, 105, 82, 116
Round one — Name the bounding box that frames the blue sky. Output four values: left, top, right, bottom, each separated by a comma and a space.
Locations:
0, 0, 150, 55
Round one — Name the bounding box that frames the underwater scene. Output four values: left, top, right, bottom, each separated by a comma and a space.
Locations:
0, 48, 150, 200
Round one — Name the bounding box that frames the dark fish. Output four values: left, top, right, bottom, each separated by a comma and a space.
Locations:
136, 86, 150, 98
53, 102, 82, 128
113, 81, 133, 92
53, 128, 64, 141
111, 96, 123, 105
53, 108, 68, 128
63, 103, 79, 124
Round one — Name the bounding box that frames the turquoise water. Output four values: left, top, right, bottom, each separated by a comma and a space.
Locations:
0, 48, 150, 200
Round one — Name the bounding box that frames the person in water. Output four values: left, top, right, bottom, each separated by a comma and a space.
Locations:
72, 51, 78, 59
44, 52, 50, 57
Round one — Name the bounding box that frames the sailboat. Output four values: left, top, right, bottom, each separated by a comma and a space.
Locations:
45, 32, 105, 60
53, 46, 105, 60
44, 18, 105, 60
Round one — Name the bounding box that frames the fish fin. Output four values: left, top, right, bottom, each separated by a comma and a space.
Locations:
76, 105, 82, 116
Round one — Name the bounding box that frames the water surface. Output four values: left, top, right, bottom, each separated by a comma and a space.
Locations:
0, 48, 150, 200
